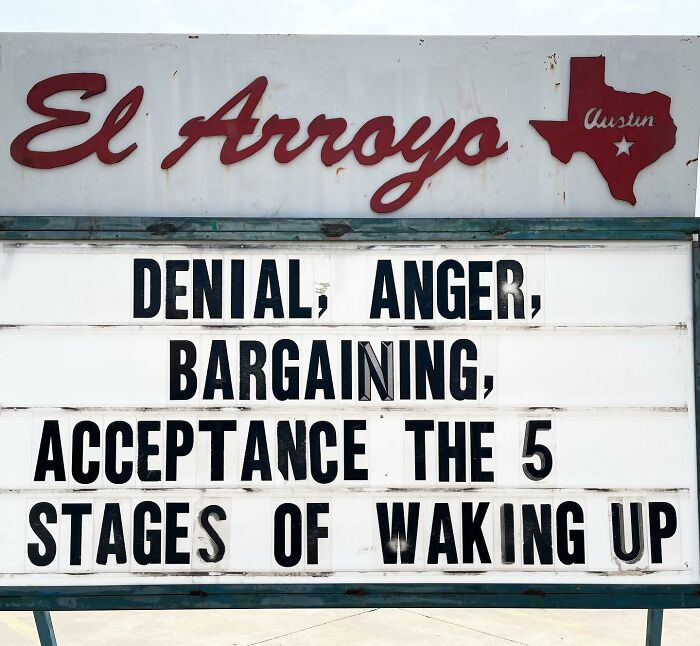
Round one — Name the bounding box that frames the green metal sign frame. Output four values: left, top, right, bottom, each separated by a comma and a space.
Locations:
0, 215, 698, 613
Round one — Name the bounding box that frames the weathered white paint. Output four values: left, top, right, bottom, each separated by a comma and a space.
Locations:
0, 34, 698, 218
0, 241, 694, 585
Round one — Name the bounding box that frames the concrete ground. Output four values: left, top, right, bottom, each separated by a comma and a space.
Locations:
0, 608, 698, 645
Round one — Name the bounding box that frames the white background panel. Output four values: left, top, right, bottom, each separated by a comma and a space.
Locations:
0, 240, 694, 586
0, 329, 690, 408
0, 491, 692, 584
0, 35, 698, 218
0, 411, 693, 491
0, 242, 690, 327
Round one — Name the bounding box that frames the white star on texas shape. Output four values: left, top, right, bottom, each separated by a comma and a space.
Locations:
614, 136, 635, 157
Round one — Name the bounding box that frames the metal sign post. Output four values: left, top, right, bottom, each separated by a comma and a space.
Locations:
646, 608, 664, 646
33, 611, 57, 646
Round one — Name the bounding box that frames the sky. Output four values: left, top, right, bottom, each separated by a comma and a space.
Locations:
0, 0, 698, 35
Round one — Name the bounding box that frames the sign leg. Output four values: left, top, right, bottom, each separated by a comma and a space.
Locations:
645, 608, 663, 646
33, 610, 58, 646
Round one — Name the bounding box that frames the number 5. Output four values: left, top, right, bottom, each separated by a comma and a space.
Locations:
522, 420, 552, 481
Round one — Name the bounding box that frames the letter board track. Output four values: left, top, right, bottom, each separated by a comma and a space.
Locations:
0, 240, 696, 586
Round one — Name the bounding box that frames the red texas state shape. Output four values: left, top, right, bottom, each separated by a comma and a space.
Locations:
530, 56, 676, 205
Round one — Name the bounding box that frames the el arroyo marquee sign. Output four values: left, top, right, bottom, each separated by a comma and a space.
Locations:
0, 35, 698, 602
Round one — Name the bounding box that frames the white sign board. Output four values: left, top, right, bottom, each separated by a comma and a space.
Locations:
0, 34, 699, 218
0, 240, 695, 586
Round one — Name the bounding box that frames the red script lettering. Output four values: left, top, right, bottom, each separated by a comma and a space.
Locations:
161, 77, 508, 213
10, 73, 144, 169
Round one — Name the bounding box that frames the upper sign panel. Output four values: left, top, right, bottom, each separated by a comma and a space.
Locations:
0, 34, 698, 217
